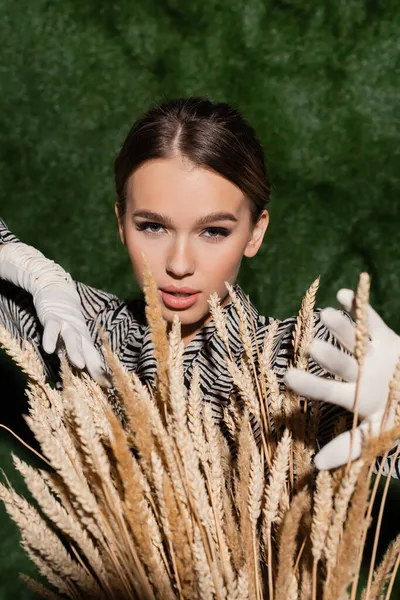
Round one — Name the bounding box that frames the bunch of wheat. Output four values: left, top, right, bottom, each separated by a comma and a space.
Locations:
0, 268, 399, 599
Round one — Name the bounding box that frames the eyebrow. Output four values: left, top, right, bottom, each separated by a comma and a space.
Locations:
132, 210, 238, 226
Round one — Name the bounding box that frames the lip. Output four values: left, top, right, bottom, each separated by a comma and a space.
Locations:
160, 290, 200, 310
160, 286, 199, 294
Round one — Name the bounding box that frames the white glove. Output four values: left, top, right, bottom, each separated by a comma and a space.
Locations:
284, 288, 400, 470
0, 242, 110, 387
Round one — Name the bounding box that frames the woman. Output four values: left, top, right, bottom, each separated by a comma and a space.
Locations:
0, 97, 398, 475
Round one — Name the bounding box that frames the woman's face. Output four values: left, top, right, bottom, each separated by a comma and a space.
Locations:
116, 155, 269, 344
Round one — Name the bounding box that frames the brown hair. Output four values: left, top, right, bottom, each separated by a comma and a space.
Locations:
114, 97, 271, 227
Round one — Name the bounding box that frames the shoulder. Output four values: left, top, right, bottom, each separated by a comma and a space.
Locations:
74, 280, 123, 321
74, 281, 145, 325
0, 217, 19, 244
74, 280, 147, 358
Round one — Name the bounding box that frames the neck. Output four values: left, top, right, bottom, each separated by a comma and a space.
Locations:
167, 311, 212, 348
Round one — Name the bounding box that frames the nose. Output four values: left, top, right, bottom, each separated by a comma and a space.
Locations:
165, 237, 195, 278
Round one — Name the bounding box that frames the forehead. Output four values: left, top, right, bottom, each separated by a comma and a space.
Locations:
127, 156, 248, 218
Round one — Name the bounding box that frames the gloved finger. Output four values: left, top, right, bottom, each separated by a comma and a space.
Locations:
320, 307, 355, 353
284, 368, 355, 412
308, 338, 358, 382
81, 337, 112, 388
337, 289, 389, 339
42, 319, 62, 354
60, 324, 85, 370
314, 428, 364, 470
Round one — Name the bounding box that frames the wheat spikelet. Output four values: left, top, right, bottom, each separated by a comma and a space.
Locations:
235, 567, 250, 600
193, 526, 216, 600
187, 365, 209, 464
275, 488, 311, 598
225, 281, 253, 361
354, 273, 370, 367
292, 277, 320, 364
236, 415, 255, 599
151, 452, 172, 540
227, 358, 260, 422
289, 279, 320, 485
288, 573, 299, 600
260, 319, 279, 372
300, 564, 312, 600
222, 486, 242, 573
224, 406, 239, 444
311, 470, 333, 599
294, 277, 320, 369
22, 545, 76, 597
19, 573, 62, 600
311, 470, 333, 563
275, 486, 291, 535
202, 402, 225, 523
0, 324, 46, 385
248, 432, 263, 600
167, 315, 193, 466
141, 253, 170, 419
325, 459, 365, 578
396, 401, 400, 425
241, 357, 261, 422
208, 291, 233, 360
248, 434, 263, 531
382, 357, 400, 431
263, 368, 282, 430
81, 373, 113, 441
263, 428, 292, 533
361, 534, 400, 600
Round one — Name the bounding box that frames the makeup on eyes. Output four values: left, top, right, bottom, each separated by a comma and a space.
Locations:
134, 220, 231, 240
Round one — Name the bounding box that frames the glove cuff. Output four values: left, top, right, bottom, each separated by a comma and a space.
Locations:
0, 241, 73, 296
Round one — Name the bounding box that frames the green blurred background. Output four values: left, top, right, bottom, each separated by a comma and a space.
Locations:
0, 0, 399, 597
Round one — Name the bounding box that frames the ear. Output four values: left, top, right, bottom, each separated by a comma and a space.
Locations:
244, 210, 269, 258
115, 203, 126, 246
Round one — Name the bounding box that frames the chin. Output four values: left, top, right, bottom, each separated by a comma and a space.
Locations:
161, 305, 207, 323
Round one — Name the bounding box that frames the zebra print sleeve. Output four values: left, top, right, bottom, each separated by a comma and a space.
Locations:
0, 217, 20, 244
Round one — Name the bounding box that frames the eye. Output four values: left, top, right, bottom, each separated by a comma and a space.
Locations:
203, 227, 230, 240
136, 221, 165, 234
135, 222, 230, 240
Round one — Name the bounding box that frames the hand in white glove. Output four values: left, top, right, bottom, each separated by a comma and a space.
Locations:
284, 288, 400, 470
0, 242, 110, 388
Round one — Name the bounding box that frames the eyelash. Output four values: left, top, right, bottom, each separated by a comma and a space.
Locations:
136, 221, 231, 241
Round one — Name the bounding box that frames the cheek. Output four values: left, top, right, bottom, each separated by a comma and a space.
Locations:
204, 242, 244, 271
123, 231, 157, 286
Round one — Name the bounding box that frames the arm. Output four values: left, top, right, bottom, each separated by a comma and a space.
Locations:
0, 218, 109, 387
